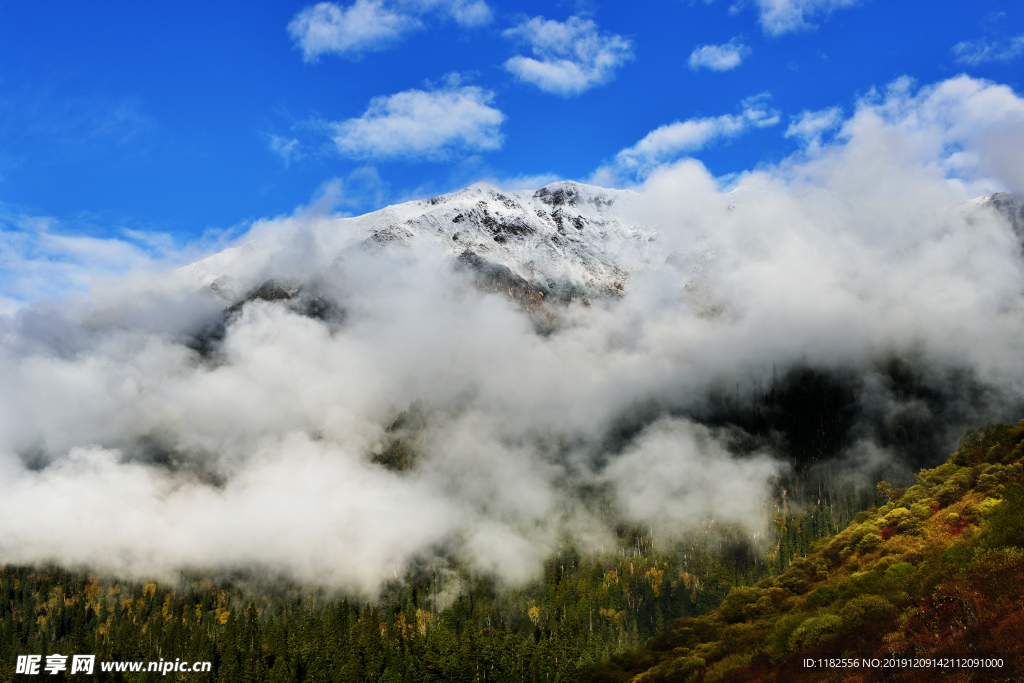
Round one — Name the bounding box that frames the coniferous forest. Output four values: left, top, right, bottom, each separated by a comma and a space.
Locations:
4, 420, 1024, 681
0, 418, 904, 683
0, 504, 855, 683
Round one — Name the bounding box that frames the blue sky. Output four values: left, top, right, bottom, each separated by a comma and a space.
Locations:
0, 0, 1022, 292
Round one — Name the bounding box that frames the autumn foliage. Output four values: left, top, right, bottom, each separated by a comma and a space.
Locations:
584, 421, 1024, 682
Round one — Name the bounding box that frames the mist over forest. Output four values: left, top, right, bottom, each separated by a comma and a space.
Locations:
2, 76, 1023, 602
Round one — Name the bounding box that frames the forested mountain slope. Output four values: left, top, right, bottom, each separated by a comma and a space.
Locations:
4, 420, 1022, 682
584, 422, 1024, 682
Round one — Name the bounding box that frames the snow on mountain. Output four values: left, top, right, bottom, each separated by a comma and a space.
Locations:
178, 181, 661, 304
176, 180, 1024, 323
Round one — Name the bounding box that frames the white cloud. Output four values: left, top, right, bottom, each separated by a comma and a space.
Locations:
490, 172, 563, 192
7, 75, 1024, 591
288, 0, 419, 61
287, 0, 491, 61
753, 0, 860, 35
839, 76, 1024, 192
503, 16, 634, 97
408, 0, 492, 26
331, 83, 505, 159
688, 38, 751, 71
266, 134, 302, 167
785, 106, 843, 149
0, 213, 173, 309
604, 419, 780, 537
952, 34, 1024, 66
612, 94, 780, 174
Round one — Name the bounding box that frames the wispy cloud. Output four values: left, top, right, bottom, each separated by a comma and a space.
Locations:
688, 38, 751, 71
751, 0, 860, 35
288, 0, 491, 61
0, 89, 155, 152
612, 94, 780, 174
503, 16, 634, 97
410, 0, 491, 26
785, 106, 843, 150
952, 34, 1024, 66
330, 80, 505, 160
266, 134, 302, 168
0, 211, 174, 309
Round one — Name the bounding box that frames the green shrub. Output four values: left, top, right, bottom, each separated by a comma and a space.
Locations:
896, 488, 923, 508
980, 485, 1024, 548
790, 614, 842, 650
953, 422, 1015, 466
704, 654, 752, 682
935, 469, 977, 507
884, 507, 923, 534
976, 469, 1003, 492
977, 498, 1001, 516
910, 501, 934, 519
942, 543, 976, 567
848, 523, 878, 548
857, 533, 883, 552
839, 594, 896, 630
883, 561, 914, 594
806, 586, 836, 608
660, 655, 705, 681
848, 570, 884, 596
921, 462, 959, 485
766, 613, 805, 661
742, 594, 776, 620
718, 587, 760, 623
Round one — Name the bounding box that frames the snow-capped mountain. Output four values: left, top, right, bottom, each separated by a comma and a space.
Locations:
178, 181, 1024, 321
179, 181, 661, 305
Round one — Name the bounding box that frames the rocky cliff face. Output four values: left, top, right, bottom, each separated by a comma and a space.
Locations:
987, 192, 1024, 239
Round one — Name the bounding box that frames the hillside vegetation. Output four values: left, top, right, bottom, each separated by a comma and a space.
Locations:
0, 512, 830, 682
584, 422, 1024, 682
5, 419, 1021, 682
0, 483, 860, 680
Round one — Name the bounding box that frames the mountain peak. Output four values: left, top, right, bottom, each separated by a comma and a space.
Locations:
183, 180, 656, 304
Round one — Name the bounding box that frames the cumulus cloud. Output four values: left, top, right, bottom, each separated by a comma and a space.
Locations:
952, 34, 1024, 66
288, 0, 418, 60
503, 16, 634, 96
612, 94, 780, 175
838, 76, 1024, 193
688, 38, 751, 71
288, 0, 491, 61
3, 75, 1024, 592
751, 0, 860, 35
330, 82, 505, 159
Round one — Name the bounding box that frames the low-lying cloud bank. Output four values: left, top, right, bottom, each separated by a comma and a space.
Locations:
1, 75, 1023, 592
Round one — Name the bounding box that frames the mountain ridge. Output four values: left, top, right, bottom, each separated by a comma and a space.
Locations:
178, 183, 1024, 319
179, 181, 660, 307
